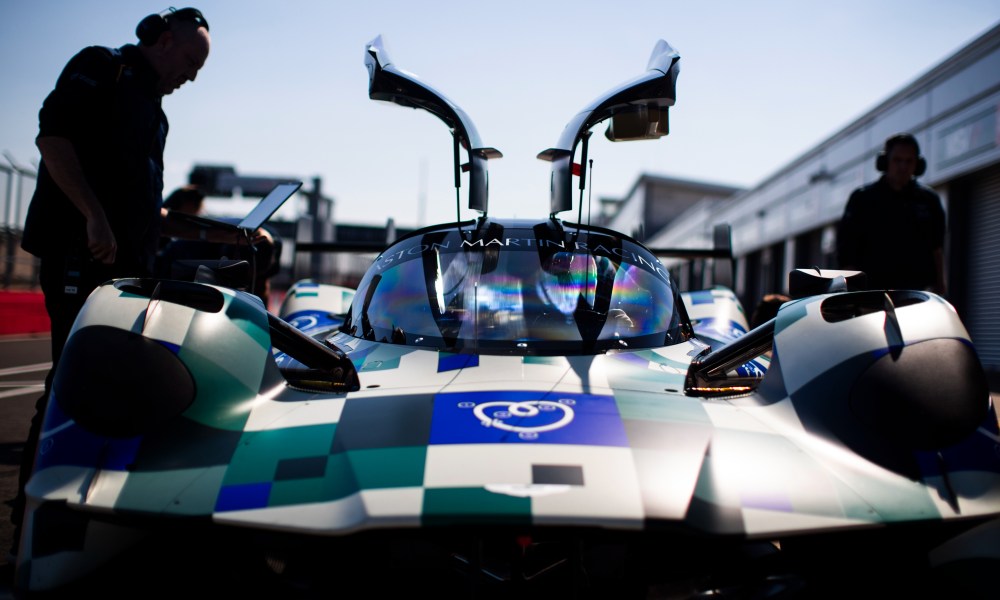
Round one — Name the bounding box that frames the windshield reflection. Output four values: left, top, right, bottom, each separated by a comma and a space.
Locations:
342, 221, 690, 355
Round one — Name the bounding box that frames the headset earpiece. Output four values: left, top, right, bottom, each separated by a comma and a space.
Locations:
136, 10, 171, 46
136, 7, 209, 46
875, 152, 887, 172
875, 134, 927, 177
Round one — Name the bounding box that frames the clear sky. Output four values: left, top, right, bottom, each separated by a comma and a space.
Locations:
2, 1, 998, 228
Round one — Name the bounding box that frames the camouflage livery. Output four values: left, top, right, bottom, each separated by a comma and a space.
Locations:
16, 269, 1000, 594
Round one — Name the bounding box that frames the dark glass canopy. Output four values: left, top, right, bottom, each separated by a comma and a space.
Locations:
342, 218, 691, 355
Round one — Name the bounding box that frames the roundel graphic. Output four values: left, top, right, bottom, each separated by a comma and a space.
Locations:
473, 400, 576, 434
430, 390, 628, 447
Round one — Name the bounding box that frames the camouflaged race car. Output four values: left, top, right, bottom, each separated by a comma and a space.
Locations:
15, 36, 1000, 599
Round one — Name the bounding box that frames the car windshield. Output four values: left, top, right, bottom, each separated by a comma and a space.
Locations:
341, 220, 690, 355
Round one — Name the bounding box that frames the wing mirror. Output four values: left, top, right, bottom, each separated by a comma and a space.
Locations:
605, 104, 669, 141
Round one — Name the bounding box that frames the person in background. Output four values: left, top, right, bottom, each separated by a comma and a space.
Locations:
162, 182, 206, 215
750, 293, 791, 330
157, 184, 281, 306
836, 133, 946, 295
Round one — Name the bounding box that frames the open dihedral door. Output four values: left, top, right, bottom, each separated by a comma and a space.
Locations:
537, 39, 681, 217
364, 35, 502, 217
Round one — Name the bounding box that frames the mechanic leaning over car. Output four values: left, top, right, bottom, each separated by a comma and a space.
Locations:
836, 133, 947, 296
11, 7, 216, 558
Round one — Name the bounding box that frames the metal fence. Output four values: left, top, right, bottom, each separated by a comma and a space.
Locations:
2, 156, 39, 289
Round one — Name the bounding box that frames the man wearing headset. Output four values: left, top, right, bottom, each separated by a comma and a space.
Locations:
12, 7, 211, 557
836, 133, 947, 296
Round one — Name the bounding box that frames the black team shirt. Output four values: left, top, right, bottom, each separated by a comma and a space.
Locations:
21, 44, 167, 276
837, 177, 945, 291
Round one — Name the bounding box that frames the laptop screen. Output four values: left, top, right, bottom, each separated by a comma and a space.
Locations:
237, 181, 302, 231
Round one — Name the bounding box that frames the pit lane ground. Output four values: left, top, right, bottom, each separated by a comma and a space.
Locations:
0, 333, 49, 599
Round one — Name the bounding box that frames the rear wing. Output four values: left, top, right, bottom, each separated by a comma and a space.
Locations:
647, 223, 734, 289
294, 223, 735, 291
294, 241, 389, 254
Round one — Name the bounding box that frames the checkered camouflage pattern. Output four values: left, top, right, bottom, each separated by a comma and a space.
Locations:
15, 279, 1000, 591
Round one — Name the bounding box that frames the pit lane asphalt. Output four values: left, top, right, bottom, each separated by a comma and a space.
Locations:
0, 333, 49, 599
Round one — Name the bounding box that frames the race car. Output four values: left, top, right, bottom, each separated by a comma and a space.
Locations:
14, 36, 1000, 599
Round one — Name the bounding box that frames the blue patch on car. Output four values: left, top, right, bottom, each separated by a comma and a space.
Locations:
429, 390, 628, 447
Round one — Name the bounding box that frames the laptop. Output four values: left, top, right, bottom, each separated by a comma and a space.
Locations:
172, 181, 303, 234
164, 181, 302, 290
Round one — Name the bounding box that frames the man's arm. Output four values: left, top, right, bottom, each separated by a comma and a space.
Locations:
160, 208, 272, 245
932, 247, 946, 297
836, 191, 864, 270
929, 189, 947, 296
36, 136, 117, 264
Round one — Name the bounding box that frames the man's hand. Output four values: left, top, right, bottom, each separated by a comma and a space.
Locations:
206, 226, 272, 246
86, 211, 117, 264
163, 208, 274, 247
37, 136, 117, 263
252, 227, 273, 246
